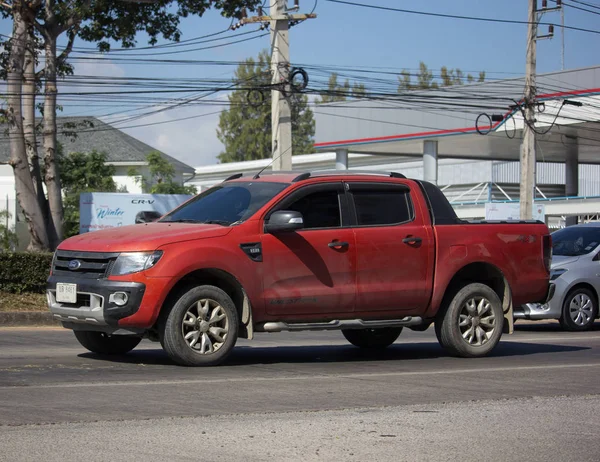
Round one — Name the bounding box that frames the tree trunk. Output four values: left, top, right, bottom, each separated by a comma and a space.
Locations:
23, 29, 51, 230
7, 7, 50, 251
42, 33, 64, 246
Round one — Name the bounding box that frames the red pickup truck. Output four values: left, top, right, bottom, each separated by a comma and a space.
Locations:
47, 171, 552, 366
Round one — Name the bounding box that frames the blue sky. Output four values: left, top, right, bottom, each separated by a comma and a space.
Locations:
3, 0, 600, 166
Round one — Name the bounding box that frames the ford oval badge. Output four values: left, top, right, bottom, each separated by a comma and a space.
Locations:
68, 260, 81, 271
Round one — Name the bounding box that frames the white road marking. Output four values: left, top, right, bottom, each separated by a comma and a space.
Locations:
2, 362, 599, 390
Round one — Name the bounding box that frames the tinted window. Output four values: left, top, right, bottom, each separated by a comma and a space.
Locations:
285, 190, 341, 229
353, 190, 412, 226
161, 182, 287, 225
552, 226, 600, 256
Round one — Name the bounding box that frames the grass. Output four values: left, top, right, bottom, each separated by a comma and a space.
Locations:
0, 292, 48, 312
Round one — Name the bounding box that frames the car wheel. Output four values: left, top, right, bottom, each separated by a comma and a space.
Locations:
436, 282, 504, 358
559, 288, 598, 332
73, 331, 141, 355
341, 327, 402, 349
160, 285, 239, 366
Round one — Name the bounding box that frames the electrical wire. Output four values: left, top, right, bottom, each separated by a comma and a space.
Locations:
564, 0, 600, 11
325, 0, 600, 35
560, 0, 600, 16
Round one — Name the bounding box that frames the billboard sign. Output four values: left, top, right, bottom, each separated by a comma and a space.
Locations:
485, 202, 545, 222
79, 192, 193, 234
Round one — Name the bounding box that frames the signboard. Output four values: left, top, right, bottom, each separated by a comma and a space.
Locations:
485, 202, 545, 222
79, 192, 193, 234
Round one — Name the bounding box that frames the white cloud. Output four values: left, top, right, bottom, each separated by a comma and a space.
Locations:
73, 55, 126, 79
58, 55, 127, 113
115, 105, 225, 168
64, 56, 227, 168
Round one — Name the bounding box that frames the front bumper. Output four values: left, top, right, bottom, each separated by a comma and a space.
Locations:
47, 276, 145, 327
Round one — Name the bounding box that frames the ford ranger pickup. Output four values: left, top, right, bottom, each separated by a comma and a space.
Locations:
47, 170, 553, 366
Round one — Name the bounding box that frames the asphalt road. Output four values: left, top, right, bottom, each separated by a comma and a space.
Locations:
1, 322, 599, 461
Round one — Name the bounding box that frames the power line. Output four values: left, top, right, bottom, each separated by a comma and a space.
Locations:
325, 0, 600, 35
560, 0, 600, 15
568, 0, 600, 11
69, 30, 269, 58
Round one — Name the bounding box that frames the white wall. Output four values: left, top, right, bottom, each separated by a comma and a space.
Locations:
112, 165, 144, 193
0, 165, 16, 229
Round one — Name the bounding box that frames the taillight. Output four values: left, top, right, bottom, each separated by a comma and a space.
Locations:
543, 234, 552, 273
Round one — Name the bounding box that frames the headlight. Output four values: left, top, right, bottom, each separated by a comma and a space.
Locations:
50, 251, 57, 274
111, 251, 163, 276
550, 268, 568, 281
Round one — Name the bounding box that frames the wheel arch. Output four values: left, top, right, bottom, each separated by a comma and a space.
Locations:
562, 282, 599, 312
439, 262, 513, 333
156, 268, 254, 339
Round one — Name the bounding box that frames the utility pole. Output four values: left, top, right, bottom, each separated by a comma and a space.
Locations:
521, 0, 537, 220
240, 1, 316, 171
270, 0, 292, 170
561, 6, 565, 70
520, 0, 561, 220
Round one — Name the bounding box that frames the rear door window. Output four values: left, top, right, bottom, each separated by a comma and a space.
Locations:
349, 185, 414, 226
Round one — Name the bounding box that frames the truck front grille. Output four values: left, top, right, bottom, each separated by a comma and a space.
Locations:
52, 250, 120, 279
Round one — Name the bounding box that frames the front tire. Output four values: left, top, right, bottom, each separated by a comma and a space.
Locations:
160, 285, 239, 366
342, 327, 402, 349
436, 283, 504, 358
73, 331, 141, 355
559, 288, 598, 332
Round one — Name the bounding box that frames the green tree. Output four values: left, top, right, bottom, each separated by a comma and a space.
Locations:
317, 73, 367, 103
1, 0, 260, 250
217, 50, 315, 163
352, 82, 367, 98
129, 152, 197, 195
318, 74, 364, 102
0, 210, 18, 252
397, 69, 413, 92
59, 150, 120, 238
399, 62, 486, 91
416, 62, 438, 90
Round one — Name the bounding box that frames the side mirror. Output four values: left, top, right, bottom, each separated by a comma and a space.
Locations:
265, 210, 304, 234
135, 211, 162, 224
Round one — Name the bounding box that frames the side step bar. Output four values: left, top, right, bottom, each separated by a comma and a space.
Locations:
255, 317, 423, 333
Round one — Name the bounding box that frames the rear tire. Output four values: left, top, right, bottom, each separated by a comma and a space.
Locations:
559, 287, 598, 332
73, 331, 141, 355
436, 283, 504, 358
160, 285, 239, 366
342, 327, 402, 349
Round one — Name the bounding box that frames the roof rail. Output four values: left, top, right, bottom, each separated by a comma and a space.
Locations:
292, 170, 406, 182
224, 173, 244, 181
291, 172, 311, 182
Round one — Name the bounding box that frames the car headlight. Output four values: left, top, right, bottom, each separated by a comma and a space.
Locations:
550, 268, 568, 281
111, 251, 163, 276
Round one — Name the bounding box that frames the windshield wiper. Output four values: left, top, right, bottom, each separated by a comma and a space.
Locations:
160, 219, 234, 226
163, 219, 202, 223
201, 220, 232, 226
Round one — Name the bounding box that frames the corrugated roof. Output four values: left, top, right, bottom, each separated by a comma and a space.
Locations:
0, 116, 194, 173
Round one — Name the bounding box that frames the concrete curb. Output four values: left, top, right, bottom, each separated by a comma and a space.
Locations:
0, 311, 59, 327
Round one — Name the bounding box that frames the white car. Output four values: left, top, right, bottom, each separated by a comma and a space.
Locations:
516, 223, 600, 331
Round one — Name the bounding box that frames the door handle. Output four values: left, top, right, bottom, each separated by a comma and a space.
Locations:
328, 241, 349, 249
402, 236, 422, 245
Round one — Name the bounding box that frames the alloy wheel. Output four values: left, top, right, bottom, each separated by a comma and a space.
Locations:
182, 299, 229, 355
458, 297, 497, 347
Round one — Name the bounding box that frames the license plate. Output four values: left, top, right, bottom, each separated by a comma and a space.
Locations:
56, 283, 77, 304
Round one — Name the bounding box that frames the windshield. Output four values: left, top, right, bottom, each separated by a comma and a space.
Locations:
160, 181, 288, 225
552, 226, 600, 257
